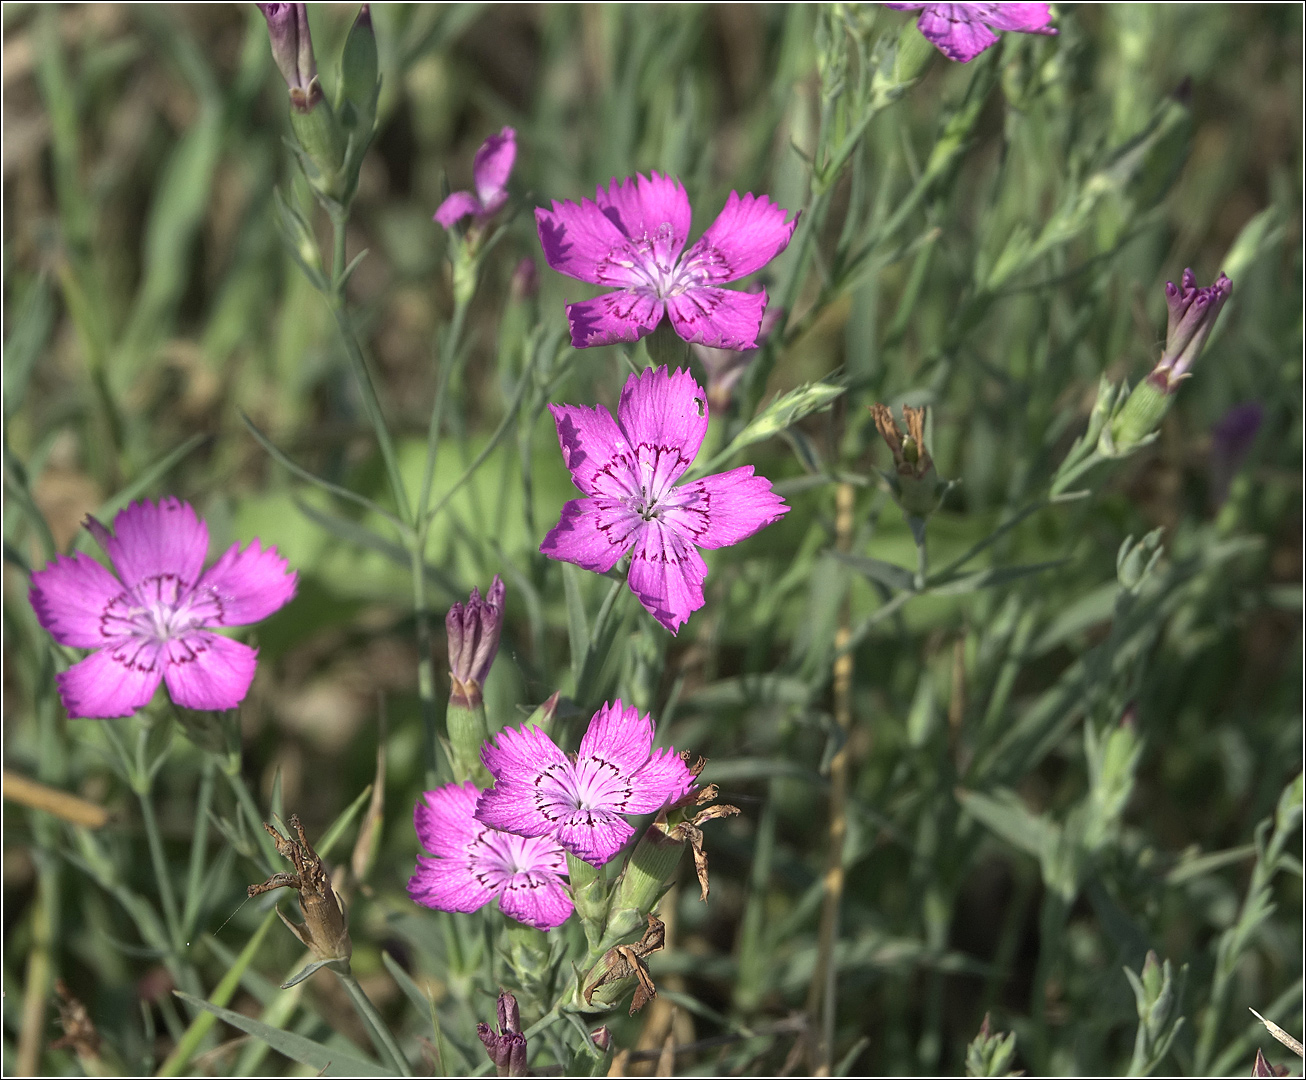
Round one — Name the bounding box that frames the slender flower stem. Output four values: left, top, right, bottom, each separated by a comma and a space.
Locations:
807, 480, 857, 1075
419, 295, 472, 521
336, 967, 413, 1076
326, 206, 413, 525
137, 790, 183, 953
412, 537, 442, 787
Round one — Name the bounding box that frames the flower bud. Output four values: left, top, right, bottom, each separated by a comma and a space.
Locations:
257, 3, 319, 110
511, 257, 539, 302
444, 576, 505, 782
1106, 269, 1232, 455
691, 306, 782, 412
447, 576, 505, 709
477, 991, 528, 1077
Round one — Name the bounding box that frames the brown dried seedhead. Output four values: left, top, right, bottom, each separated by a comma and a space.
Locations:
248, 814, 352, 963
584, 914, 666, 1015
660, 759, 741, 902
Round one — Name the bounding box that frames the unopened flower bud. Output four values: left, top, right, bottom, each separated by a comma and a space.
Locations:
477, 991, 527, 1077
692, 306, 783, 411
1107, 269, 1232, 455
445, 576, 505, 782
447, 576, 505, 709
257, 3, 319, 110
590, 1026, 612, 1052
511, 258, 539, 302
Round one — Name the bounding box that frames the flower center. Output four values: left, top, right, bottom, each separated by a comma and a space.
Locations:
101, 573, 220, 644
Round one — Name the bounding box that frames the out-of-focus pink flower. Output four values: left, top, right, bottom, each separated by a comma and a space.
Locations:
691, 305, 784, 411
535, 172, 796, 351
1210, 401, 1263, 507
884, 4, 1057, 63
29, 498, 296, 718
434, 128, 517, 229
540, 366, 788, 633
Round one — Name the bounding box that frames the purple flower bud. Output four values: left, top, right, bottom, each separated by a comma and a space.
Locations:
477, 992, 527, 1077
1151, 269, 1233, 392
1210, 401, 1264, 507
691, 305, 783, 411
257, 3, 321, 112
590, 1026, 612, 1052
446, 576, 506, 707
511, 257, 538, 301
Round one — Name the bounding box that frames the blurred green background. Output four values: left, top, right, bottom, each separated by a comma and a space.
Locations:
2, 3, 1301, 1075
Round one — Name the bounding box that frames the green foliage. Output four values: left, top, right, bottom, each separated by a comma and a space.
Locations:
2, 3, 1300, 1077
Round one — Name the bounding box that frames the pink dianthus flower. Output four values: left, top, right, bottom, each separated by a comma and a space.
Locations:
535, 172, 796, 351
434, 127, 517, 229
541, 366, 788, 634
885, 3, 1057, 63
28, 498, 296, 719
476, 700, 696, 867
408, 781, 573, 930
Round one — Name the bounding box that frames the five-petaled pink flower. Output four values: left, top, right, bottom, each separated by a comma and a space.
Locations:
477, 700, 697, 867
535, 172, 796, 351
408, 782, 573, 930
434, 127, 517, 229
540, 366, 788, 634
28, 498, 297, 719
885, 3, 1057, 63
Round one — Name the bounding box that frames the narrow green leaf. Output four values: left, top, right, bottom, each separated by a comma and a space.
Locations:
157, 909, 277, 1075
172, 992, 396, 1077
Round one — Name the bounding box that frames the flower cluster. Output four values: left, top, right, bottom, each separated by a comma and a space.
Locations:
407, 700, 695, 929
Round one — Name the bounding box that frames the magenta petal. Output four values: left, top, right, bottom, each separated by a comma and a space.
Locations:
535, 200, 638, 286
473, 127, 516, 205
553, 808, 634, 866
666, 286, 768, 352
625, 519, 707, 635
194, 541, 297, 626
481, 724, 568, 781
616, 367, 710, 482
917, 7, 999, 62
408, 854, 494, 914
564, 292, 664, 349
540, 498, 641, 573
624, 748, 696, 814
547, 402, 630, 498
161, 632, 257, 711
104, 498, 209, 589
57, 642, 164, 719
594, 172, 692, 264
577, 700, 653, 774
475, 778, 554, 838
982, 3, 1056, 33
434, 191, 481, 229
415, 782, 484, 858
682, 191, 797, 284
496, 869, 573, 929
29, 553, 123, 648
665, 466, 789, 550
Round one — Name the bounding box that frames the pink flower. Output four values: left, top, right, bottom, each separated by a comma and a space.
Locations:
540, 366, 788, 634
434, 127, 517, 229
476, 700, 696, 867
408, 782, 573, 930
535, 172, 796, 351
28, 498, 296, 719
885, 3, 1057, 63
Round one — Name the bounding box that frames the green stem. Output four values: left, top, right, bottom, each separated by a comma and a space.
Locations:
137, 791, 183, 954
411, 533, 442, 787
181, 758, 215, 940
222, 762, 281, 872
336, 968, 413, 1076
419, 296, 472, 521
326, 206, 413, 525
